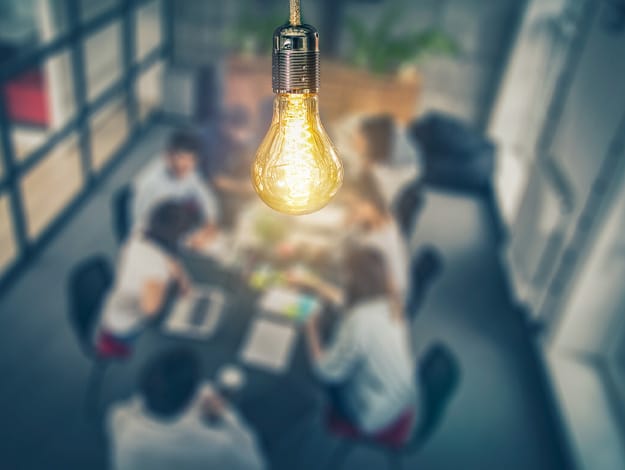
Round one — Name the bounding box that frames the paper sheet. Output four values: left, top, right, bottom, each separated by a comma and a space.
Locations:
259, 287, 321, 323
240, 318, 297, 373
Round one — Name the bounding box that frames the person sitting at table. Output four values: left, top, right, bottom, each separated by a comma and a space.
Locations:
300, 247, 418, 437
343, 172, 409, 303
198, 106, 256, 228
348, 114, 422, 208
107, 348, 266, 470
133, 130, 219, 249
96, 201, 198, 357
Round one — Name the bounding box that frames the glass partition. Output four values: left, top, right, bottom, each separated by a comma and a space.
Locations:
84, 21, 123, 102
20, 134, 83, 238
4, 49, 75, 161
90, 95, 128, 171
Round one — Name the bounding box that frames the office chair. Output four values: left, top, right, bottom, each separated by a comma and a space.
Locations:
67, 255, 117, 415
406, 246, 444, 321
112, 184, 133, 243
394, 181, 425, 239
326, 343, 461, 470
408, 111, 495, 193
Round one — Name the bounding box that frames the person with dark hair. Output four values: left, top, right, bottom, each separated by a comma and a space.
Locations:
108, 348, 265, 470
343, 172, 409, 302
349, 114, 422, 207
96, 201, 197, 357
133, 130, 219, 249
199, 106, 256, 228
296, 247, 418, 436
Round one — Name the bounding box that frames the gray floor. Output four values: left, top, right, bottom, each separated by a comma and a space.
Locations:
0, 124, 571, 469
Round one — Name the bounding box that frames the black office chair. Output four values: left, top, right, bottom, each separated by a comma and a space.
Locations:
327, 343, 461, 469
112, 184, 133, 243
408, 112, 495, 193
406, 246, 444, 321
393, 181, 425, 239
67, 255, 114, 414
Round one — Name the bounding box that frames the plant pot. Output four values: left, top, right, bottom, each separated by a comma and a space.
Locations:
320, 61, 422, 125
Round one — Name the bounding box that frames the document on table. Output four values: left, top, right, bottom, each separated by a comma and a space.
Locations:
259, 287, 321, 324
240, 318, 297, 373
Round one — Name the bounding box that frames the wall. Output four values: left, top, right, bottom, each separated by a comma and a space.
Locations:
171, 0, 523, 126
488, 0, 625, 317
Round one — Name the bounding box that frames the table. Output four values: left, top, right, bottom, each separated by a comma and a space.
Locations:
107, 248, 329, 467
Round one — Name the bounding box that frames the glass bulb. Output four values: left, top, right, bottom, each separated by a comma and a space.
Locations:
251, 93, 343, 215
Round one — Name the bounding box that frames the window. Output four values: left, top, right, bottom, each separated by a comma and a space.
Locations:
135, 60, 164, 121
79, 0, 120, 23
84, 22, 123, 101
0, 193, 17, 272
38, 0, 70, 42
4, 49, 75, 161
20, 134, 83, 238
0, 0, 69, 67
90, 96, 128, 171
0, 144, 4, 180
135, 0, 163, 62
0, 0, 166, 283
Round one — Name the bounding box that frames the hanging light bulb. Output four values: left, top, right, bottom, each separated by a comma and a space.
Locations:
251, 0, 343, 215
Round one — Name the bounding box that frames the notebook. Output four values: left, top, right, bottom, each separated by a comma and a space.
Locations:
259, 287, 321, 323
240, 318, 297, 373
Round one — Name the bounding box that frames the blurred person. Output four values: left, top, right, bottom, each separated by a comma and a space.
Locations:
343, 173, 408, 303
96, 201, 198, 357
133, 130, 219, 249
199, 106, 256, 228
297, 247, 418, 436
349, 114, 422, 207
108, 348, 265, 470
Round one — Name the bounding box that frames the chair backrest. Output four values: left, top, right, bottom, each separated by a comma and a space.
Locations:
112, 184, 133, 243
407, 246, 443, 320
410, 343, 460, 447
394, 181, 425, 238
67, 255, 113, 356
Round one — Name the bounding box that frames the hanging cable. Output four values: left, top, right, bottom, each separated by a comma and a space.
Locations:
290, 0, 301, 25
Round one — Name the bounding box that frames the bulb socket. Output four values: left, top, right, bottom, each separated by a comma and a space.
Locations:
272, 23, 319, 94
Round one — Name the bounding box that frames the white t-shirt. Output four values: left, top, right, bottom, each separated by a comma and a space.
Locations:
100, 236, 171, 335
314, 299, 418, 434
334, 116, 422, 207
133, 158, 219, 227
108, 385, 265, 470
371, 125, 422, 207
360, 221, 409, 300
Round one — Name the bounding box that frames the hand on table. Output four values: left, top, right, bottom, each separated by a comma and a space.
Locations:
185, 225, 218, 250
200, 388, 227, 423
169, 260, 192, 295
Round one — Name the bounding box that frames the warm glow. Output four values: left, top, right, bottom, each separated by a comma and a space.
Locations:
252, 93, 343, 215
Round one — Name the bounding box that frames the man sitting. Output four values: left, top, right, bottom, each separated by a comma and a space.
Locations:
107, 348, 265, 470
133, 130, 219, 249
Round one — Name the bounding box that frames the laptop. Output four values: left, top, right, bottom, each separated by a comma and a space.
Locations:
163, 287, 225, 339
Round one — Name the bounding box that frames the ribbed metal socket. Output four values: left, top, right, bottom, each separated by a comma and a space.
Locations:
272, 23, 319, 94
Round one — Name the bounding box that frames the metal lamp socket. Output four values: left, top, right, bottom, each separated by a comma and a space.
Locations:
272, 23, 320, 94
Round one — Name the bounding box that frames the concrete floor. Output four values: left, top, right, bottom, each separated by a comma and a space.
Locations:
0, 124, 571, 469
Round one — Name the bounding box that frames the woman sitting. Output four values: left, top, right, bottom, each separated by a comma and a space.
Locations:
301, 247, 418, 436
348, 114, 422, 207
343, 173, 408, 305
96, 200, 198, 357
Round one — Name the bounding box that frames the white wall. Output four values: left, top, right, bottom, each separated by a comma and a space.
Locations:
492, 0, 625, 320
554, 175, 625, 355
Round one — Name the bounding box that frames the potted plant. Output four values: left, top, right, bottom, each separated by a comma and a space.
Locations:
321, 6, 458, 124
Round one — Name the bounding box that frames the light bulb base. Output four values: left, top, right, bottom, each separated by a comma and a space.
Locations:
272, 23, 319, 94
